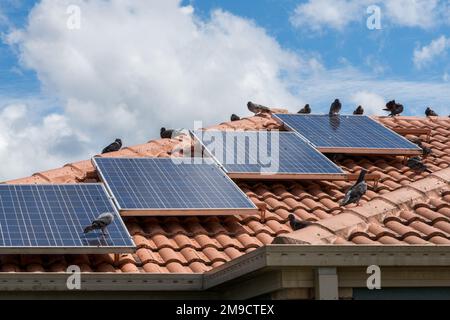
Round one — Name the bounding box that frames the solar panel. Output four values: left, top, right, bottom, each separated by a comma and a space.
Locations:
273, 114, 422, 155
191, 130, 345, 179
93, 157, 258, 216
0, 184, 135, 254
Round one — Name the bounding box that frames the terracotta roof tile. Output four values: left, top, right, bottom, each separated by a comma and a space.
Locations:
1, 115, 450, 273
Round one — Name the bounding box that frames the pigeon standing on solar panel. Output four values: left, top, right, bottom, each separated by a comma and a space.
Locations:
84, 212, 115, 235
353, 105, 364, 115
425, 107, 438, 117
288, 214, 313, 231
329, 99, 341, 115
247, 101, 271, 115
407, 157, 431, 173
101, 139, 122, 154
340, 169, 367, 207
298, 104, 311, 114
230, 114, 240, 121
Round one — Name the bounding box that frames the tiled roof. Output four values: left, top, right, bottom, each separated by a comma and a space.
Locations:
2, 113, 450, 273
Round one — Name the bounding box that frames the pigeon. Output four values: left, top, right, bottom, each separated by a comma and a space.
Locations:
384, 100, 396, 111
84, 212, 114, 235
340, 169, 367, 207
387, 103, 403, 116
298, 104, 311, 114
425, 107, 438, 117
353, 105, 364, 115
288, 214, 313, 231
247, 101, 271, 115
407, 156, 431, 173
409, 138, 433, 158
101, 139, 122, 154
329, 99, 341, 115
383, 100, 403, 116
160, 127, 183, 139
230, 114, 240, 121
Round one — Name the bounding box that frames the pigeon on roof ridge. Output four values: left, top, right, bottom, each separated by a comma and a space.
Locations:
298, 104, 311, 114
102, 139, 122, 154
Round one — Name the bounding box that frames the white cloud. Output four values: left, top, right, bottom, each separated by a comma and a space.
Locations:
2, 0, 304, 179
0, 103, 89, 180
350, 91, 386, 115
290, 0, 364, 32
290, 66, 450, 116
384, 0, 441, 28
413, 35, 450, 69
1, 0, 449, 180
290, 0, 449, 32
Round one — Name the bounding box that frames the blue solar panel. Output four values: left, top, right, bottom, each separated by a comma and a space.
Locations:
274, 114, 421, 151
0, 184, 134, 253
191, 130, 344, 175
93, 157, 257, 214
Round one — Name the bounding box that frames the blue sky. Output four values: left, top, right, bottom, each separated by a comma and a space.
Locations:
1, 0, 449, 108
0, 0, 448, 179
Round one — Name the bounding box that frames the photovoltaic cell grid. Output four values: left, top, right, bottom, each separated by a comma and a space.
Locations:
192, 130, 344, 174
93, 157, 257, 212
0, 184, 134, 253
273, 114, 421, 150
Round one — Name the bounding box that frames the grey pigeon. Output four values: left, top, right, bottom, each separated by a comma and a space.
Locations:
425, 107, 438, 117
340, 169, 367, 207
383, 100, 403, 116
407, 156, 431, 173
101, 139, 122, 154
384, 100, 396, 111
329, 99, 341, 115
160, 127, 183, 139
84, 212, 114, 235
247, 101, 271, 114
230, 114, 240, 121
288, 214, 313, 231
298, 104, 311, 114
353, 105, 364, 115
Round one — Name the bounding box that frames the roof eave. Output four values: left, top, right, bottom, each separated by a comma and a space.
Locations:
1, 244, 450, 291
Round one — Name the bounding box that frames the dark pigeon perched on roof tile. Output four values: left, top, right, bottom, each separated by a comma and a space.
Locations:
340, 169, 367, 207
425, 107, 438, 117
247, 101, 271, 115
384, 100, 403, 116
407, 156, 431, 173
288, 214, 313, 231
230, 114, 240, 121
102, 139, 122, 154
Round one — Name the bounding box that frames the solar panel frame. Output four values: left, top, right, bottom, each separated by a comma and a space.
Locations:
0, 183, 135, 254
190, 130, 346, 180
273, 114, 422, 155
93, 157, 259, 216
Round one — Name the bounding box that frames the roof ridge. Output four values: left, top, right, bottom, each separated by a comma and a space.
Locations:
272, 167, 450, 245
